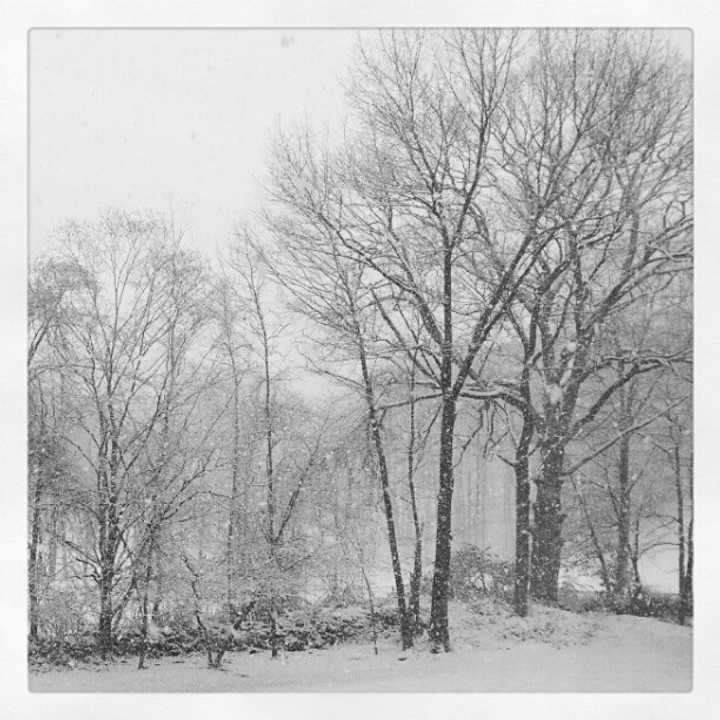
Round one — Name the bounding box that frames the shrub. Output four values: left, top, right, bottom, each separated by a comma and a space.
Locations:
35, 588, 94, 643
561, 582, 691, 624
422, 544, 514, 603
626, 587, 690, 623
29, 596, 404, 666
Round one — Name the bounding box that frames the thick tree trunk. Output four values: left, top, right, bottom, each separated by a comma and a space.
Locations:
531, 444, 565, 603
429, 243, 456, 653
429, 395, 457, 651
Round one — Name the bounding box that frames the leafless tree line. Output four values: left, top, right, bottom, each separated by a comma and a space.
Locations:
28, 29, 692, 658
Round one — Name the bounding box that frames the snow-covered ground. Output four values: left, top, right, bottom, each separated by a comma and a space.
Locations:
29, 604, 691, 692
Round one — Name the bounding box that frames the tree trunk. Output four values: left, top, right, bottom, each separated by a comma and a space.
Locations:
226, 373, 241, 604
682, 517, 693, 619
97, 439, 121, 657
370, 411, 413, 650
674, 442, 686, 625
269, 599, 280, 659
253, 274, 282, 659
406, 364, 423, 633
360, 565, 379, 655
573, 477, 612, 594
684, 446, 694, 617
629, 515, 642, 589
531, 444, 565, 603
151, 596, 162, 624
97, 491, 119, 656
480, 445, 488, 550
429, 394, 457, 651
504, 464, 513, 558
47, 505, 59, 589
513, 393, 534, 617
28, 467, 43, 640
613, 431, 632, 604
513, 449, 531, 618
355, 314, 413, 650
98, 570, 114, 658
409, 531, 423, 632
137, 548, 153, 670
429, 243, 456, 653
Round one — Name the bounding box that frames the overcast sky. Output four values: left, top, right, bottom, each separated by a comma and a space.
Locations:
30, 28, 690, 257
28, 28, 691, 358
29, 29, 364, 254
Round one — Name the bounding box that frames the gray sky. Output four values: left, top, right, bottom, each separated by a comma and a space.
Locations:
29, 29, 365, 406
29, 29, 361, 253
29, 28, 690, 255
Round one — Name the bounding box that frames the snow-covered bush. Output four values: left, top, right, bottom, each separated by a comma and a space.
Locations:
433, 544, 514, 602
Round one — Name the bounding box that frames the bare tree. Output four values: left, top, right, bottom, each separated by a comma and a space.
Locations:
490, 30, 692, 603
41, 210, 219, 655
563, 363, 688, 602
258, 207, 417, 649
28, 258, 82, 638
265, 29, 570, 651
212, 275, 252, 604
648, 392, 693, 623
224, 240, 329, 656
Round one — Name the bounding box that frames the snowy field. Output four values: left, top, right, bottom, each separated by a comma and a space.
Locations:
29, 606, 691, 693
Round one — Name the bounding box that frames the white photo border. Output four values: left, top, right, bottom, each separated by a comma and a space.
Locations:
2, 1, 718, 718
